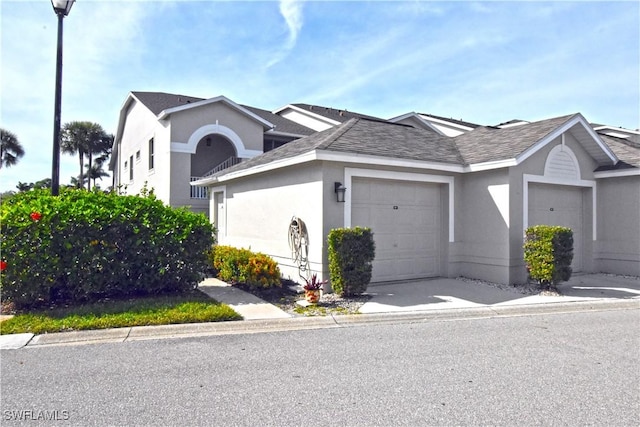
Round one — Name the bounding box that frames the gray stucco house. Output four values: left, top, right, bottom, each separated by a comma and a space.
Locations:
111, 91, 640, 286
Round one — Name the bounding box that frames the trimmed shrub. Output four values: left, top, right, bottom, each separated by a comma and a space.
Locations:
210, 245, 281, 289
327, 227, 375, 296
524, 225, 573, 287
0, 188, 215, 308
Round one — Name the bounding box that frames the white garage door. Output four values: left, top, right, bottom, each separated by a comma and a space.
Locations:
528, 183, 583, 272
351, 178, 442, 282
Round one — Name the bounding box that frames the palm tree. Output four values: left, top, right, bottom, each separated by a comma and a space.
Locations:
1, 128, 25, 169
61, 122, 109, 190
86, 162, 110, 188
16, 182, 33, 192
86, 133, 113, 190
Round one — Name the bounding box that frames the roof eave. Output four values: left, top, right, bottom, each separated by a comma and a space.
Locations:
273, 104, 341, 126
516, 113, 619, 167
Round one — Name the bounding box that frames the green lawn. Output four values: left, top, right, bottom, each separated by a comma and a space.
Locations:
0, 290, 242, 335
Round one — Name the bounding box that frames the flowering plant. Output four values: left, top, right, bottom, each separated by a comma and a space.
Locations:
303, 273, 327, 291
0, 211, 42, 274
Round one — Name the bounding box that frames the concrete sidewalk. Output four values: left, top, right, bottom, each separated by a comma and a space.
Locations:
1, 274, 638, 350
198, 278, 291, 320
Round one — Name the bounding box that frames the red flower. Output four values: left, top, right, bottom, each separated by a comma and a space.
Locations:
30, 212, 42, 221
0, 261, 6, 272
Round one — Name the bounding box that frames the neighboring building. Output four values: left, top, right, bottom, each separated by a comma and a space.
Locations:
111, 91, 639, 285
109, 91, 315, 215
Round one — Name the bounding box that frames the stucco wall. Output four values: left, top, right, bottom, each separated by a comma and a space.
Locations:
454, 168, 511, 284
212, 162, 326, 283
595, 175, 640, 275
118, 100, 172, 203
170, 103, 264, 152
168, 152, 208, 215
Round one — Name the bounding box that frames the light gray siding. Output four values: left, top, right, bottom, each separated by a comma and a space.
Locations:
595, 175, 640, 275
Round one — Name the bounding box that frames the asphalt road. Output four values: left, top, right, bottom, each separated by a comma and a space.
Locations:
1, 309, 638, 426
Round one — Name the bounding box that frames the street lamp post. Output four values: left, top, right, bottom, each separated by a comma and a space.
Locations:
50, 0, 75, 196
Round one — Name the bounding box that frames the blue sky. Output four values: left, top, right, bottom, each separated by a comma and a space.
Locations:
1, 0, 638, 192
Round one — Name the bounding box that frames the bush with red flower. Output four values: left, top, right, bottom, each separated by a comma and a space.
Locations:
0, 188, 215, 309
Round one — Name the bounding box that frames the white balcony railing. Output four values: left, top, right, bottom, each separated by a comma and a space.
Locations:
190, 177, 208, 199
190, 156, 242, 199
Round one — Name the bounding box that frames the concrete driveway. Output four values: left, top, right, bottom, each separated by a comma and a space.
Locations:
360, 274, 640, 314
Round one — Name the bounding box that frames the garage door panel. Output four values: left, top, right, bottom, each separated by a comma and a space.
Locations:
352, 178, 442, 282
529, 184, 583, 272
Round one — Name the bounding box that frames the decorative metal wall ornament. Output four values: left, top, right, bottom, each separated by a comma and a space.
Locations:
288, 216, 310, 279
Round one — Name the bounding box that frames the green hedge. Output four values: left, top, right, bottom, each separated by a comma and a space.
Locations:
524, 225, 573, 286
327, 227, 375, 296
210, 245, 281, 289
0, 188, 215, 308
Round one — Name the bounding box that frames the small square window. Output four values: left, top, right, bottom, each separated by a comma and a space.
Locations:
124, 160, 128, 169
136, 151, 141, 162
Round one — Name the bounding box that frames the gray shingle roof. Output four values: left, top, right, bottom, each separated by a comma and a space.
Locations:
241, 105, 315, 136
131, 91, 204, 115
131, 91, 315, 136
291, 103, 386, 123
596, 134, 640, 170
453, 114, 575, 165
213, 118, 463, 178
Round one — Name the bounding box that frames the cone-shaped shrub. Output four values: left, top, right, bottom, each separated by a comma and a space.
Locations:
327, 227, 375, 296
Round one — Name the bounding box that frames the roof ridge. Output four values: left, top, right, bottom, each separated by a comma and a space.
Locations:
317, 118, 361, 149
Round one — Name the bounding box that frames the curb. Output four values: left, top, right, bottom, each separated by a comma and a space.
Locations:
4, 298, 636, 349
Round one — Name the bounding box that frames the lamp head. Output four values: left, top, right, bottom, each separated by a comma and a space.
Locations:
51, 0, 75, 16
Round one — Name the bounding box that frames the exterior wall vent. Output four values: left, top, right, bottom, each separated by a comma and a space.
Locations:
544, 143, 580, 180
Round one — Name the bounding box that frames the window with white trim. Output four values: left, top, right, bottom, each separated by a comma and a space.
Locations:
148, 138, 155, 170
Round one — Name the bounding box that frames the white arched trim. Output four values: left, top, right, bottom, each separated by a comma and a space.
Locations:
544, 141, 581, 180
171, 123, 262, 158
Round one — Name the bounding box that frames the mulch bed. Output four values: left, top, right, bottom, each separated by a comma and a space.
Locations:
232, 281, 371, 316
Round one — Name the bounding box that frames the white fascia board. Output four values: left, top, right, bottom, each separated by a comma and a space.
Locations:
190, 176, 218, 186
111, 93, 138, 170
465, 158, 518, 172
418, 114, 474, 131
594, 168, 640, 178
273, 104, 341, 127
158, 96, 274, 130
264, 129, 309, 138
497, 121, 530, 128
594, 125, 640, 135
388, 112, 417, 122
517, 114, 618, 166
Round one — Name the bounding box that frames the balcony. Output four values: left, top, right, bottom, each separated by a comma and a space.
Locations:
190, 156, 241, 199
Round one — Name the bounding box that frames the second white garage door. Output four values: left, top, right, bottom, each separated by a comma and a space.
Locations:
351, 178, 442, 282
528, 183, 584, 272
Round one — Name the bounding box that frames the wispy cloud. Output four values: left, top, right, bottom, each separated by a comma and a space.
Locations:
266, 0, 304, 68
